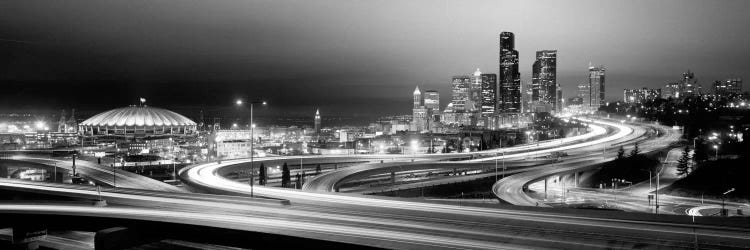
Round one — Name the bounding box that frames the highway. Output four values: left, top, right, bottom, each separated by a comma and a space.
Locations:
0, 155, 182, 192
188, 118, 616, 196
2, 179, 749, 249
4, 117, 746, 248
492, 119, 682, 207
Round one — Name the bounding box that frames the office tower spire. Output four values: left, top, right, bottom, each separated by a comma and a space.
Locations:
498, 32, 521, 113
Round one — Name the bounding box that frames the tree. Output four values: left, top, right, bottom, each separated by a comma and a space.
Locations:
616, 146, 625, 160
676, 146, 692, 177
295, 173, 302, 189
258, 163, 267, 185
315, 164, 322, 175
629, 143, 640, 158
281, 162, 290, 188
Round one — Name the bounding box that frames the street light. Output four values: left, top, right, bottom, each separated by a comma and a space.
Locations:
236, 98, 267, 197
713, 145, 719, 160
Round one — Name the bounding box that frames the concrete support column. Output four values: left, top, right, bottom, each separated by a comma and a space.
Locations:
544, 178, 548, 199
574, 172, 579, 188
0, 165, 7, 178
390, 172, 396, 184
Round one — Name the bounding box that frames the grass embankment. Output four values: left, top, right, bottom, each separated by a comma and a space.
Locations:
661, 158, 750, 203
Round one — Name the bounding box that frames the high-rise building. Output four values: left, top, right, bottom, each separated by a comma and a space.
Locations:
531, 50, 557, 112
423, 90, 440, 110
713, 78, 743, 96
498, 32, 521, 113
577, 82, 590, 110
412, 86, 427, 132
623, 88, 661, 103
662, 82, 680, 99
681, 70, 699, 97
314, 109, 321, 133
451, 75, 471, 112
585, 65, 605, 111
468, 69, 483, 112
481, 73, 498, 116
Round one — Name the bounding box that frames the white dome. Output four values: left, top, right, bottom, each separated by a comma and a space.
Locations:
81, 106, 196, 127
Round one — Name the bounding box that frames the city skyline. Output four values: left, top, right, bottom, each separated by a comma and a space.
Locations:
2, 0, 750, 118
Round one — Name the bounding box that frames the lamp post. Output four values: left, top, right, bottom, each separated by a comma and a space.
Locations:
713, 145, 719, 160
237, 99, 266, 198
494, 153, 498, 182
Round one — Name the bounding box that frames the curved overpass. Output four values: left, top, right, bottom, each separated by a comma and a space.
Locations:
300, 118, 633, 193
0, 155, 182, 192
493, 121, 681, 207
184, 118, 613, 196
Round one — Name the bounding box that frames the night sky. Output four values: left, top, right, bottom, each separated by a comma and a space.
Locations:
2, 0, 750, 122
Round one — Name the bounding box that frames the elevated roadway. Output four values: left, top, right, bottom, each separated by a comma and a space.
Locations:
493, 120, 681, 207
1, 179, 749, 249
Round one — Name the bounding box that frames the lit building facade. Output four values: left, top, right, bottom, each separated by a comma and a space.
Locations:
713, 78, 742, 96
680, 70, 699, 97
623, 88, 661, 103
411, 86, 428, 132
314, 109, 321, 133
451, 75, 471, 112
498, 32, 521, 114
578, 64, 605, 112
468, 69, 483, 112
480, 73, 498, 116
531, 50, 557, 112
662, 82, 681, 99
423, 90, 440, 110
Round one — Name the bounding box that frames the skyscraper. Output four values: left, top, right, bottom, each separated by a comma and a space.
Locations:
412, 86, 427, 131
577, 81, 591, 110
314, 109, 321, 133
681, 70, 699, 97
468, 69, 483, 112
423, 90, 440, 110
413, 86, 422, 109
481, 73, 498, 116
586, 64, 605, 111
531, 50, 557, 112
451, 75, 471, 112
498, 32, 521, 113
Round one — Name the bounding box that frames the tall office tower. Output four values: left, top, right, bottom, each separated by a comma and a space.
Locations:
412, 86, 427, 131
413, 86, 422, 108
423, 90, 440, 110
531, 50, 558, 112
498, 32, 521, 113
468, 69, 483, 112
314, 109, 321, 133
481, 74, 498, 116
587, 65, 606, 111
451, 75, 471, 112
578, 82, 591, 111
681, 70, 698, 97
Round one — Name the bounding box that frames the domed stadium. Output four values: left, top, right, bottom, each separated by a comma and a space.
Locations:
79, 105, 197, 139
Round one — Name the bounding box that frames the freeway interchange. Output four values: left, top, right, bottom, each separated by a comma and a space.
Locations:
2, 116, 750, 249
